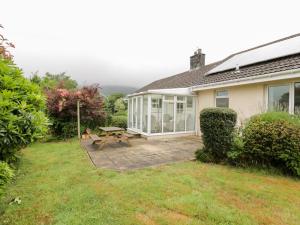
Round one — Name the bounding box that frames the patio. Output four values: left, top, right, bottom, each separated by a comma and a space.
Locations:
81, 136, 201, 171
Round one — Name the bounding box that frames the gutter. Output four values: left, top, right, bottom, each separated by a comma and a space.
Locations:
191, 68, 300, 91
127, 87, 195, 97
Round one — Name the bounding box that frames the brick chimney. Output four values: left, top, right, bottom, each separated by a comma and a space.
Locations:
190, 49, 205, 70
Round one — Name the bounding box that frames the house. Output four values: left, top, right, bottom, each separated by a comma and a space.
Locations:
127, 33, 300, 137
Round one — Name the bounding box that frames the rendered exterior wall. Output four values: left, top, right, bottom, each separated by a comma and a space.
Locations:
195, 78, 300, 135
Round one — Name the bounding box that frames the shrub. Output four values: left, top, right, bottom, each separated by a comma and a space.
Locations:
111, 115, 127, 129
197, 107, 237, 162
0, 162, 14, 187
0, 59, 48, 162
46, 84, 106, 138
114, 110, 127, 116
241, 112, 300, 176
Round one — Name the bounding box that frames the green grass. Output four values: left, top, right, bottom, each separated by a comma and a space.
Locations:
1, 139, 300, 225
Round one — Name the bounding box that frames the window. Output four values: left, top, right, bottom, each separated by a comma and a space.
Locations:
128, 98, 132, 128
137, 97, 142, 129
268, 85, 289, 112
177, 96, 185, 102
163, 96, 174, 132
151, 95, 162, 133
295, 83, 300, 114
216, 90, 229, 107
186, 96, 195, 131
142, 96, 148, 132
133, 98, 136, 127
176, 102, 185, 132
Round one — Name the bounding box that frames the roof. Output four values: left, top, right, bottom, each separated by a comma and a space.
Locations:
136, 33, 300, 93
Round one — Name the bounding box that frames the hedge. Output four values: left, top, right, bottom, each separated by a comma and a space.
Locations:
197, 107, 237, 162
241, 112, 300, 176
111, 115, 127, 129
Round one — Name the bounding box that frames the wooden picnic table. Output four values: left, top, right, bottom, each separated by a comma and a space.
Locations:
91, 127, 133, 149
99, 126, 125, 134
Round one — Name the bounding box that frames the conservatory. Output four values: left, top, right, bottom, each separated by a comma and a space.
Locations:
127, 89, 196, 137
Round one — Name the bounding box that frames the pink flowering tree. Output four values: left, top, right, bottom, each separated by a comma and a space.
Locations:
46, 84, 106, 138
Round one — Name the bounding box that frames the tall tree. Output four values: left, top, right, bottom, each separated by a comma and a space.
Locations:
0, 25, 48, 162
31, 72, 78, 90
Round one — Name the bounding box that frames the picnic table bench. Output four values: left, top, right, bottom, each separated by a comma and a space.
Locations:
90, 134, 103, 145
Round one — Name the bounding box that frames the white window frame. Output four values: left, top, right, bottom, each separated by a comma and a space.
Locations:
215, 90, 229, 107
266, 81, 300, 114
127, 94, 197, 137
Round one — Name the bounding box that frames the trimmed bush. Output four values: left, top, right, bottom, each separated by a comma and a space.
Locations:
241, 112, 300, 176
197, 107, 237, 162
111, 115, 127, 129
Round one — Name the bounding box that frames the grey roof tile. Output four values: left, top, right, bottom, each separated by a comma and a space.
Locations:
136, 33, 300, 93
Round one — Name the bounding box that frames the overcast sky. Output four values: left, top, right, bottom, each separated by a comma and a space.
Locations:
2, 0, 300, 89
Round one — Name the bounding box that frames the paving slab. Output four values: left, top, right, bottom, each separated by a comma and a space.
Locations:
81, 136, 202, 171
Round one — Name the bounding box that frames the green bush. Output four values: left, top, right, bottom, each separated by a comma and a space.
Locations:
111, 115, 127, 129
0, 161, 14, 187
0, 59, 48, 162
197, 107, 237, 162
241, 112, 300, 176
114, 110, 127, 116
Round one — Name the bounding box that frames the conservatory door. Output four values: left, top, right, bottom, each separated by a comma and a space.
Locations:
132, 96, 142, 132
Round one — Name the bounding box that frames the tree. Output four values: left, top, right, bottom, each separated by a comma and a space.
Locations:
0, 25, 48, 162
114, 98, 126, 113
105, 93, 125, 114
0, 59, 49, 162
46, 84, 106, 138
31, 72, 78, 90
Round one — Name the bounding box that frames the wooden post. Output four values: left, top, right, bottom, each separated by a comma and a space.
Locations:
77, 100, 80, 139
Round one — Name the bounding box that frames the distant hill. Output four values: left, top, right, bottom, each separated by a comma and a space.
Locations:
100, 85, 137, 96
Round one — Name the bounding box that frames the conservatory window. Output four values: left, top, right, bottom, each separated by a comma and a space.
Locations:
133, 98, 137, 127
216, 90, 229, 107
268, 85, 289, 112
151, 95, 162, 133
295, 83, 300, 114
142, 96, 148, 132
128, 98, 132, 128
137, 97, 142, 129
186, 96, 195, 131
176, 98, 186, 132
163, 96, 174, 133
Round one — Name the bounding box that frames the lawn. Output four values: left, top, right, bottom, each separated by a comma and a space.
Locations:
0, 139, 300, 225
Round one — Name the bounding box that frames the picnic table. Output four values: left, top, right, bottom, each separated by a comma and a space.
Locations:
90, 127, 134, 149
99, 127, 125, 135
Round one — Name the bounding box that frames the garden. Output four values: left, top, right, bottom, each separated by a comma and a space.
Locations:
1, 25, 300, 225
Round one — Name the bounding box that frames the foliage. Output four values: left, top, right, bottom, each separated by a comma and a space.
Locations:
227, 134, 245, 166
1, 139, 300, 225
238, 112, 300, 176
114, 98, 126, 113
104, 93, 127, 127
197, 107, 237, 162
0, 59, 49, 162
0, 161, 14, 187
0, 24, 15, 60
111, 115, 127, 129
105, 93, 125, 115
30, 72, 78, 90
46, 84, 106, 138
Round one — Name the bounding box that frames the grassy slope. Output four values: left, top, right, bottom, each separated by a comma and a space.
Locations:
0, 140, 300, 225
